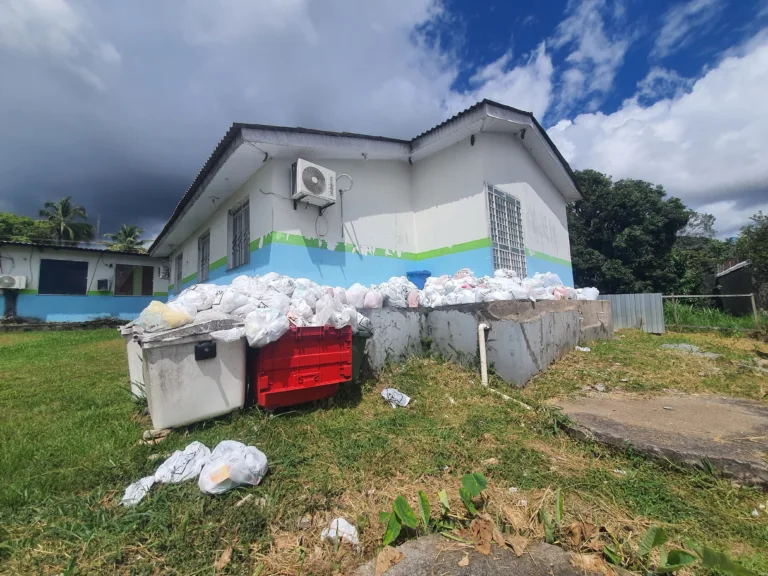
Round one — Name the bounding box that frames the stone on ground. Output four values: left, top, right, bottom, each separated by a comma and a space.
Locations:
556, 393, 768, 487
353, 535, 612, 576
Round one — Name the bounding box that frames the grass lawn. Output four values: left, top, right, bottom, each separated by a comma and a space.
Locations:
0, 329, 767, 575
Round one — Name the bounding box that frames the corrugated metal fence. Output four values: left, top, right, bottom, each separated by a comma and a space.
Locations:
598, 293, 665, 334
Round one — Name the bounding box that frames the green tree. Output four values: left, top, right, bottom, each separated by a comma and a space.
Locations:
671, 211, 735, 295
734, 211, 768, 305
104, 224, 147, 253
568, 170, 690, 293
0, 213, 52, 242
38, 197, 94, 244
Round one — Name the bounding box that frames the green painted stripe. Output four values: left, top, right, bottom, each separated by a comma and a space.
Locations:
525, 248, 571, 267
153, 291, 168, 297
413, 237, 492, 261
87, 290, 113, 296
19, 288, 38, 295
181, 272, 197, 285
167, 283, 174, 291
209, 256, 227, 271
207, 233, 493, 269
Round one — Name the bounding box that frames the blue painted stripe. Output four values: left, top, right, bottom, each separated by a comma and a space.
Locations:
15, 294, 156, 322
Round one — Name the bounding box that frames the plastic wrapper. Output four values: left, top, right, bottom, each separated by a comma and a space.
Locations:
154, 441, 211, 484
121, 476, 155, 507
407, 290, 420, 308
210, 326, 246, 342
321, 518, 359, 546
135, 301, 194, 332
198, 440, 268, 495
244, 308, 290, 348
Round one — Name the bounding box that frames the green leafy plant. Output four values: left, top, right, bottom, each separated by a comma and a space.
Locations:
539, 507, 556, 544
604, 526, 756, 575
380, 473, 488, 545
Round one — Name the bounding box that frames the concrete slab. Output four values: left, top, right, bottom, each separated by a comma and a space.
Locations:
555, 394, 768, 487
353, 535, 612, 576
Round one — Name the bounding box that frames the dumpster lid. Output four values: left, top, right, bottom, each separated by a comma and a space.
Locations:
137, 314, 243, 344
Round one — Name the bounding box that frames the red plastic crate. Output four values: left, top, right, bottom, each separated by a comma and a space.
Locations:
252, 325, 352, 410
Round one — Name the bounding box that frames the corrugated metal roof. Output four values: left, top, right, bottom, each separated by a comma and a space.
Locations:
150, 99, 581, 252
0, 240, 156, 258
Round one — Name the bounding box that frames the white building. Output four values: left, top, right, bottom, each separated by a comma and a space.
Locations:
150, 100, 581, 294
0, 241, 168, 322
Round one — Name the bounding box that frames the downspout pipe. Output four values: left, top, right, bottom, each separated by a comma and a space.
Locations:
478, 323, 489, 387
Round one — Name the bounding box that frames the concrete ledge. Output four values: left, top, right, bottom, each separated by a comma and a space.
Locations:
360, 300, 612, 386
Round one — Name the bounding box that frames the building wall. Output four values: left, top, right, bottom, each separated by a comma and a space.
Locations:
164, 133, 575, 292
479, 132, 574, 286
411, 135, 494, 277
0, 245, 168, 322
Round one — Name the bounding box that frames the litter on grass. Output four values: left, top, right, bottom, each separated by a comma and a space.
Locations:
121, 440, 268, 506
320, 518, 360, 547
154, 441, 211, 484
198, 440, 269, 495
575, 346, 591, 352
121, 476, 156, 507
381, 388, 411, 409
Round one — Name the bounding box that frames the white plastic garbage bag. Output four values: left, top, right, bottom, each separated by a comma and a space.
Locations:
363, 289, 383, 309
381, 388, 410, 408
244, 308, 290, 348
154, 441, 212, 484
535, 272, 563, 288
167, 298, 197, 320
174, 285, 215, 313
215, 288, 251, 314
345, 283, 368, 308
135, 301, 194, 332
333, 287, 348, 305
379, 277, 416, 308
576, 287, 600, 300
261, 271, 280, 283
198, 440, 269, 495
210, 326, 246, 343
316, 295, 354, 329
321, 518, 360, 547
270, 275, 296, 297
259, 292, 292, 314
121, 476, 156, 507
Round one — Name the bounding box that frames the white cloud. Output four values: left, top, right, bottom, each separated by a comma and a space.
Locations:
653, 0, 723, 58
549, 34, 768, 237
551, 0, 631, 113
0, 0, 120, 89
445, 43, 554, 119
637, 67, 694, 101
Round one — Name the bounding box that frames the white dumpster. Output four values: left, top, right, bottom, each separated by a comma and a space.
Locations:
141, 332, 246, 429
121, 325, 146, 399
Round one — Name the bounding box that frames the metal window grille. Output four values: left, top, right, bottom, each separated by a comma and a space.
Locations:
231, 201, 250, 269
198, 231, 210, 282
174, 252, 183, 290
486, 184, 527, 277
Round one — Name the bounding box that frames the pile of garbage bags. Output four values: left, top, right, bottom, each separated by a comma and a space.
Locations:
134, 268, 599, 347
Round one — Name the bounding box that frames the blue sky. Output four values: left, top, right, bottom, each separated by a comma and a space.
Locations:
0, 0, 767, 238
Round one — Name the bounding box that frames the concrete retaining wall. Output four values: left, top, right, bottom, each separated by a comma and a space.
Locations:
360, 300, 612, 386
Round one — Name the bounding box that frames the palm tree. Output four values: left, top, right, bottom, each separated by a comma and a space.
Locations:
104, 224, 147, 253
38, 196, 94, 244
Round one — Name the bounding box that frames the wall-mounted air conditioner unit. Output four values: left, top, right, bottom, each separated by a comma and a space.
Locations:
291, 159, 336, 208
0, 275, 27, 290
158, 263, 170, 280
97, 278, 112, 292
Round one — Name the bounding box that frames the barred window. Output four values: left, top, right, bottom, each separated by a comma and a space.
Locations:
174, 252, 183, 290
198, 231, 210, 282
486, 184, 527, 277
230, 201, 250, 269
